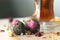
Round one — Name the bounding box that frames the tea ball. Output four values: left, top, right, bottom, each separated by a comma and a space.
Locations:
12, 20, 25, 35
25, 18, 40, 34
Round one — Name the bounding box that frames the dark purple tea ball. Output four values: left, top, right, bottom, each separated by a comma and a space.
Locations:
25, 18, 40, 34
12, 20, 26, 35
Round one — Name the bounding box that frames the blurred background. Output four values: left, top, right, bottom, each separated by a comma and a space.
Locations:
0, 0, 60, 18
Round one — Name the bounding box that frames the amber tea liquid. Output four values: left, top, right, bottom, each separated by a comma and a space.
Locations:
33, 0, 55, 22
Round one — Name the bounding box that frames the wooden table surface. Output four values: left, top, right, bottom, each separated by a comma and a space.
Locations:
0, 32, 52, 40
1, 32, 60, 40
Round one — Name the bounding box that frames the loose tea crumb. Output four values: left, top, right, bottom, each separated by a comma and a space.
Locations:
0, 30, 5, 32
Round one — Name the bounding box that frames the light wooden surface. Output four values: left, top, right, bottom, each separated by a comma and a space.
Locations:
0, 32, 52, 40
1, 31, 60, 40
